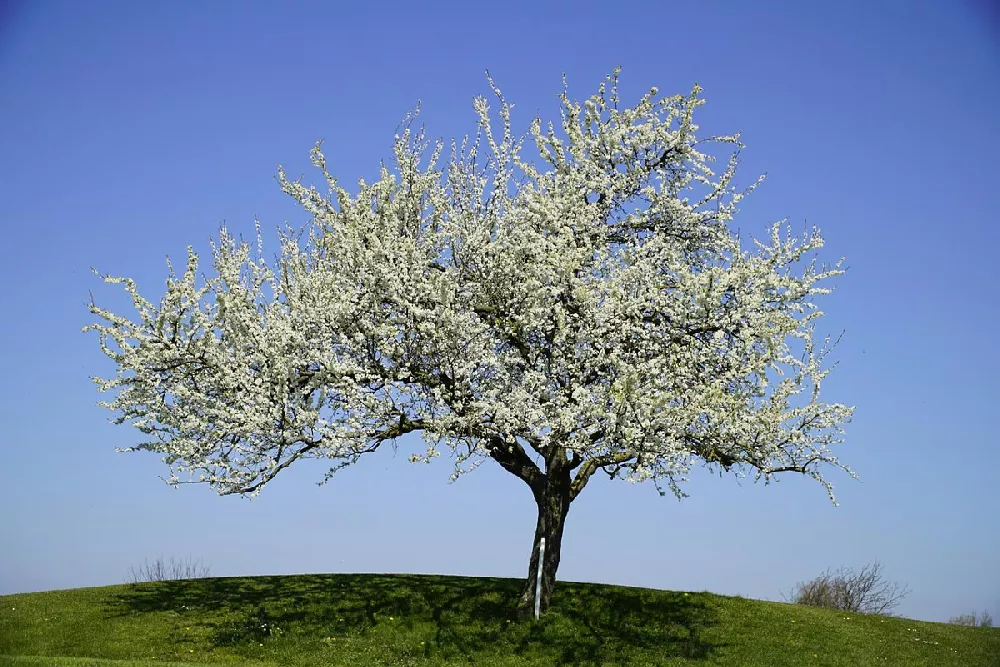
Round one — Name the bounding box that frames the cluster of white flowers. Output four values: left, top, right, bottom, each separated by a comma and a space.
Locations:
85, 69, 854, 502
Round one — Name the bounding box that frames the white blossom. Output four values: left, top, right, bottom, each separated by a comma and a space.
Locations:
85, 69, 854, 504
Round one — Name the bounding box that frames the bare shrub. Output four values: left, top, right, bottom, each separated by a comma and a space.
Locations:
127, 555, 210, 584
786, 561, 909, 615
949, 611, 993, 627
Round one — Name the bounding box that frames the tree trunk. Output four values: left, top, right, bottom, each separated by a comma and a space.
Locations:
516, 463, 572, 617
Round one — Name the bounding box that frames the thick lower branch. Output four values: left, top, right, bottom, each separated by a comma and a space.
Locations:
485, 435, 544, 494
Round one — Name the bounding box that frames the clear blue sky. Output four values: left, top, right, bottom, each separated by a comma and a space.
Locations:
1, 0, 997, 624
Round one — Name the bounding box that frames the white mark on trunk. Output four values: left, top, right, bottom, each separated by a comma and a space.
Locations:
534, 536, 546, 620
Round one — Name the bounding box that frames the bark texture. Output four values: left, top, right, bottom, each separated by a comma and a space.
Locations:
516, 461, 573, 617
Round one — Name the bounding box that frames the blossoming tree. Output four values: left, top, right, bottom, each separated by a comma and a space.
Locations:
86, 70, 854, 616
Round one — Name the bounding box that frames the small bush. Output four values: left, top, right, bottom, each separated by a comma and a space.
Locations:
949, 610, 993, 627
786, 561, 909, 616
127, 555, 211, 584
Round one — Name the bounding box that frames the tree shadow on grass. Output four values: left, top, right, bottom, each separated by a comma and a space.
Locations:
542, 581, 724, 664
105, 573, 723, 664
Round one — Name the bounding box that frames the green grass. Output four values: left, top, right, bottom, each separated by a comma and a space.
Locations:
1, 573, 997, 666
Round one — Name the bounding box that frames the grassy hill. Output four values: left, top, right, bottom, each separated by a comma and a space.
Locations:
1, 573, 997, 666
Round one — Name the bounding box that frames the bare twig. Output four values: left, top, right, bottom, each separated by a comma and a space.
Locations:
127, 555, 211, 584
785, 561, 909, 616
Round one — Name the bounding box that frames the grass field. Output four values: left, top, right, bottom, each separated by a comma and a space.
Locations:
1, 573, 997, 666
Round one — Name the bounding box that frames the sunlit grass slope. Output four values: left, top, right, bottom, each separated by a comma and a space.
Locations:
1, 573, 997, 666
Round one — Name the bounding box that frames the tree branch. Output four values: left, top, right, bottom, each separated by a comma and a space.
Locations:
484, 434, 544, 495
233, 415, 427, 496
570, 451, 636, 501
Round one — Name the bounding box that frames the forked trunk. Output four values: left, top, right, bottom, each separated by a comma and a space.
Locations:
517, 464, 572, 617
